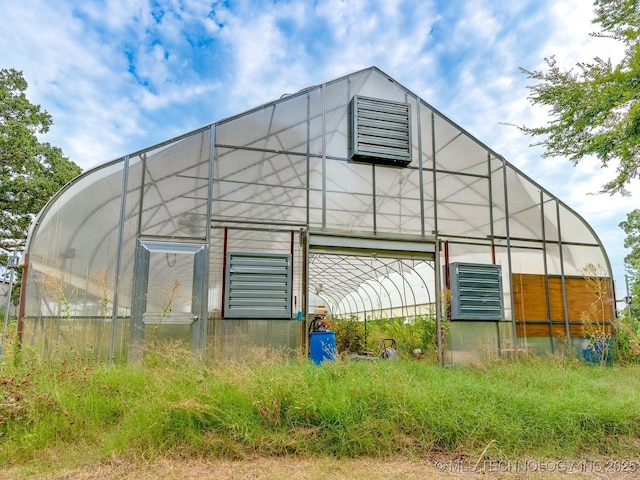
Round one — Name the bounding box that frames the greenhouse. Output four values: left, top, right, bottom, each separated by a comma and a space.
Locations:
18, 66, 615, 364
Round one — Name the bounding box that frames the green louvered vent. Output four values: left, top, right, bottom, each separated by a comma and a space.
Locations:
349, 95, 412, 167
224, 252, 292, 319
450, 263, 504, 321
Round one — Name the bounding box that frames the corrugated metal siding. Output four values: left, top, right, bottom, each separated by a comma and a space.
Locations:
450, 263, 504, 321
224, 252, 292, 318
349, 95, 411, 167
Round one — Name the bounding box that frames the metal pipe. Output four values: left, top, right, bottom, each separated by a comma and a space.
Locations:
626, 274, 632, 320
540, 191, 554, 352
502, 159, 518, 359
321, 84, 326, 230
417, 99, 425, 238
0, 254, 17, 359
556, 201, 571, 341
109, 155, 129, 363
431, 111, 443, 365
302, 229, 309, 356
372, 163, 377, 234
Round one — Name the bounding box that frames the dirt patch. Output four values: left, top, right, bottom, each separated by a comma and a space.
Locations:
2, 456, 640, 480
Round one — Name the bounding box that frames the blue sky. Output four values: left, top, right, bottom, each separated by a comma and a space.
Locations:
0, 0, 636, 298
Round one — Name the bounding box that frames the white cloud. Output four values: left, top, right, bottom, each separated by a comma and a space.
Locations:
0, 0, 634, 295
545, 2, 625, 66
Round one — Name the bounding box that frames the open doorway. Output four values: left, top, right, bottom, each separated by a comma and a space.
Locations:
308, 252, 436, 320
306, 232, 438, 358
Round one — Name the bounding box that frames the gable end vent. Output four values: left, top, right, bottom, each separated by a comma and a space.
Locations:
349, 95, 412, 168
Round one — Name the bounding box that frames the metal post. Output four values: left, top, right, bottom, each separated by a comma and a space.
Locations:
0, 253, 18, 359
502, 159, 518, 359
364, 312, 368, 347
626, 274, 632, 320
110, 155, 129, 363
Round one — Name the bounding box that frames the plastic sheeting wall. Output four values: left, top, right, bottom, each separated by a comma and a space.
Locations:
20, 67, 615, 363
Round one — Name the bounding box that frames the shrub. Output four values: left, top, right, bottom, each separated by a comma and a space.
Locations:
612, 316, 640, 364
328, 314, 440, 360
327, 316, 366, 354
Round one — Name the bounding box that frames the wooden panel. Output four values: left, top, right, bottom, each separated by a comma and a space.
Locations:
512, 273, 548, 321
515, 322, 612, 338
564, 276, 614, 322
513, 273, 613, 337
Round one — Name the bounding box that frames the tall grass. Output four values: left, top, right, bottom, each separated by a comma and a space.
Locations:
1, 345, 640, 472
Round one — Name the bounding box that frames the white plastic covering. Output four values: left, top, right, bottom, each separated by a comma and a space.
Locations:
20, 67, 613, 361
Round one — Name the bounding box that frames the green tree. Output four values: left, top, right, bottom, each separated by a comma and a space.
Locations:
0, 68, 82, 252
518, 0, 640, 195
620, 209, 640, 317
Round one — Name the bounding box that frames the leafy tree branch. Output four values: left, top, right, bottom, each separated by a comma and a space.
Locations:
518, 0, 640, 196
0, 68, 82, 251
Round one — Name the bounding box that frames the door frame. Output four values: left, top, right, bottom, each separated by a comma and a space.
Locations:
130, 240, 208, 360
305, 231, 438, 355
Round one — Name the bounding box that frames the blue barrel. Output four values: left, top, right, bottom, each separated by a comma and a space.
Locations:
310, 331, 337, 364
582, 337, 611, 364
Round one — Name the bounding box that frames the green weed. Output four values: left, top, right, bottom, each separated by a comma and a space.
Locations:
1, 348, 639, 474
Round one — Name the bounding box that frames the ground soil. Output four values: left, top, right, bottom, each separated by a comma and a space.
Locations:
2, 456, 639, 480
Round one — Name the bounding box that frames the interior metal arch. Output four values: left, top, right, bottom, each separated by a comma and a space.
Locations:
307, 233, 436, 320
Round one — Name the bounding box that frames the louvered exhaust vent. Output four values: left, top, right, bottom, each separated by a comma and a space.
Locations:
450, 263, 504, 321
349, 95, 412, 167
224, 252, 292, 319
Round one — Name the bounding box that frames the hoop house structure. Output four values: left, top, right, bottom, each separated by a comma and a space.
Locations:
19, 67, 615, 364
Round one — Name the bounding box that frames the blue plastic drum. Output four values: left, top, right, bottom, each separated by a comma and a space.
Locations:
309, 331, 337, 364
